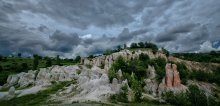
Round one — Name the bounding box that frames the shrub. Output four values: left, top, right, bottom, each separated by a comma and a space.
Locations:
164, 91, 191, 106
188, 85, 208, 106
139, 53, 149, 62
108, 69, 118, 83
149, 58, 166, 82
45, 58, 52, 67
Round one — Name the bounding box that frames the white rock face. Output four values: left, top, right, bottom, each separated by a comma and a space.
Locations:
110, 78, 120, 93
72, 66, 113, 102
0, 65, 81, 101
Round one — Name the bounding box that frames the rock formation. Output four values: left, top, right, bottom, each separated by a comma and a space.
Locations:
165, 63, 181, 88
80, 49, 167, 71
158, 63, 187, 96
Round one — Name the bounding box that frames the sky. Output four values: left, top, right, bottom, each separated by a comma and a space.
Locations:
0, 0, 220, 58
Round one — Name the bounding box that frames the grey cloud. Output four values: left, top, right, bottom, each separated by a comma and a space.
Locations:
1, 0, 220, 57
48, 30, 81, 52
155, 23, 198, 42
117, 28, 148, 42
9, 0, 149, 29
38, 25, 49, 32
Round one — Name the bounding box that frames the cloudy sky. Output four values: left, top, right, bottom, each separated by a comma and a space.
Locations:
0, 0, 220, 58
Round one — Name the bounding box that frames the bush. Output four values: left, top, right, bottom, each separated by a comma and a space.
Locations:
164, 91, 191, 106
139, 53, 149, 62
188, 85, 208, 106
45, 58, 52, 67
111, 56, 128, 72
108, 69, 118, 83
176, 63, 189, 84
164, 85, 216, 106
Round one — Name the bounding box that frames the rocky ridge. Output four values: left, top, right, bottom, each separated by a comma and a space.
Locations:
0, 49, 216, 104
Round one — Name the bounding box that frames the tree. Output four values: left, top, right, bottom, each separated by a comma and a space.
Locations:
0, 65, 3, 72
139, 53, 149, 62
46, 58, 52, 67
17, 53, 22, 57
0, 55, 2, 61
210, 51, 217, 55
130, 43, 138, 48
117, 45, 121, 51
138, 42, 145, 48
123, 44, 127, 49
33, 55, 39, 70
56, 55, 60, 65
88, 55, 94, 58
162, 48, 169, 57
74, 56, 81, 63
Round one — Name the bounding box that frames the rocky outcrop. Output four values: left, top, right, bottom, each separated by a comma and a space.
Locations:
144, 65, 158, 97
165, 64, 181, 88
158, 63, 187, 96
81, 49, 167, 71
2, 65, 80, 89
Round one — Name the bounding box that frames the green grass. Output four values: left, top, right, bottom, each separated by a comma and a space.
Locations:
0, 80, 76, 106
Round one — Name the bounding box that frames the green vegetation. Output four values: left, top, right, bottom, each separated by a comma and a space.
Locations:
0, 81, 76, 106
173, 51, 220, 63
188, 69, 220, 85
130, 42, 158, 53
164, 85, 220, 106
0, 54, 81, 85
149, 58, 167, 82
108, 53, 167, 103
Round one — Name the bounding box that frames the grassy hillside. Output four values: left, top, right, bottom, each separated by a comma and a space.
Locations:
0, 56, 79, 85
173, 51, 220, 63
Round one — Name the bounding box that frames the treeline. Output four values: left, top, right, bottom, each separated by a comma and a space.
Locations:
103, 41, 169, 56
173, 51, 220, 63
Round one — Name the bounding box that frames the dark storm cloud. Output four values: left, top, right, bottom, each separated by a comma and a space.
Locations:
0, 0, 220, 57
8, 0, 149, 29
117, 28, 148, 42
155, 23, 198, 42
0, 25, 48, 55
49, 30, 81, 52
